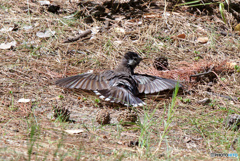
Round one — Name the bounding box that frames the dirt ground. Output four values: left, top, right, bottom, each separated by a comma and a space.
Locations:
0, 0, 240, 160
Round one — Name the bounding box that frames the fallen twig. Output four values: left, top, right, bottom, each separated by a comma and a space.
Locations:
63, 29, 92, 43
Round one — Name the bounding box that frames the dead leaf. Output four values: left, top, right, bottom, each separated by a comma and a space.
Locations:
90, 26, 100, 40
86, 70, 93, 73
18, 98, 31, 103
114, 27, 125, 34
23, 25, 33, 30
143, 13, 162, 19
91, 26, 100, 35
113, 41, 123, 46
126, 19, 142, 25
117, 141, 123, 145
197, 37, 208, 44
36, 30, 55, 38
0, 41, 16, 49
177, 34, 186, 39
170, 34, 185, 40
38, 1, 50, 5
226, 62, 237, 69
0, 24, 18, 32
0, 27, 14, 32
234, 23, 240, 31
65, 129, 84, 134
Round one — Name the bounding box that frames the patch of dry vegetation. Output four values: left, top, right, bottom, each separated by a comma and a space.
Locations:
0, 0, 240, 160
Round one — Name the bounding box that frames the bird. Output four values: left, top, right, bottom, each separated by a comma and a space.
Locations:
55, 52, 181, 107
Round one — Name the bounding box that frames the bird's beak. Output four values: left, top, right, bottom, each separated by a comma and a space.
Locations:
140, 57, 148, 61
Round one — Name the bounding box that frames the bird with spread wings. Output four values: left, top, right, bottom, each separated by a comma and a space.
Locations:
56, 52, 181, 107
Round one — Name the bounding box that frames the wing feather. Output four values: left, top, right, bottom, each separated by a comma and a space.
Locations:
55, 72, 110, 90
133, 74, 181, 94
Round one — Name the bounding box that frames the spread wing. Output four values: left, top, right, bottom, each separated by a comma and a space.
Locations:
55, 71, 114, 90
132, 74, 181, 94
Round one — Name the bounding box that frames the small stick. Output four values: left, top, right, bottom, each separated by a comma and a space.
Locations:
63, 29, 92, 43
189, 66, 214, 82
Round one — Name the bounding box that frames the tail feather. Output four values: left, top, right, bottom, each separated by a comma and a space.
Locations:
94, 87, 145, 107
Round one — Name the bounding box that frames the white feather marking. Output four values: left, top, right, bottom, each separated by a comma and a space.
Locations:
128, 59, 134, 65
99, 95, 105, 99
94, 91, 101, 95
86, 70, 93, 73
133, 104, 138, 107
105, 98, 111, 101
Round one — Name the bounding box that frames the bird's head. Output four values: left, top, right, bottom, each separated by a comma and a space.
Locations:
122, 52, 143, 69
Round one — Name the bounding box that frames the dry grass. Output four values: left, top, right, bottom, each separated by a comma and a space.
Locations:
0, 0, 240, 160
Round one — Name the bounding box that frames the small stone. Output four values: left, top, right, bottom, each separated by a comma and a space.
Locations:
96, 109, 111, 125
117, 109, 138, 125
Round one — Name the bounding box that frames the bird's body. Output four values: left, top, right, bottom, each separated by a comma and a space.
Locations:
56, 52, 181, 107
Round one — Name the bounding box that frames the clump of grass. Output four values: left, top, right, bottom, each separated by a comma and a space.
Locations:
135, 83, 180, 158
27, 121, 40, 161
153, 83, 180, 156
